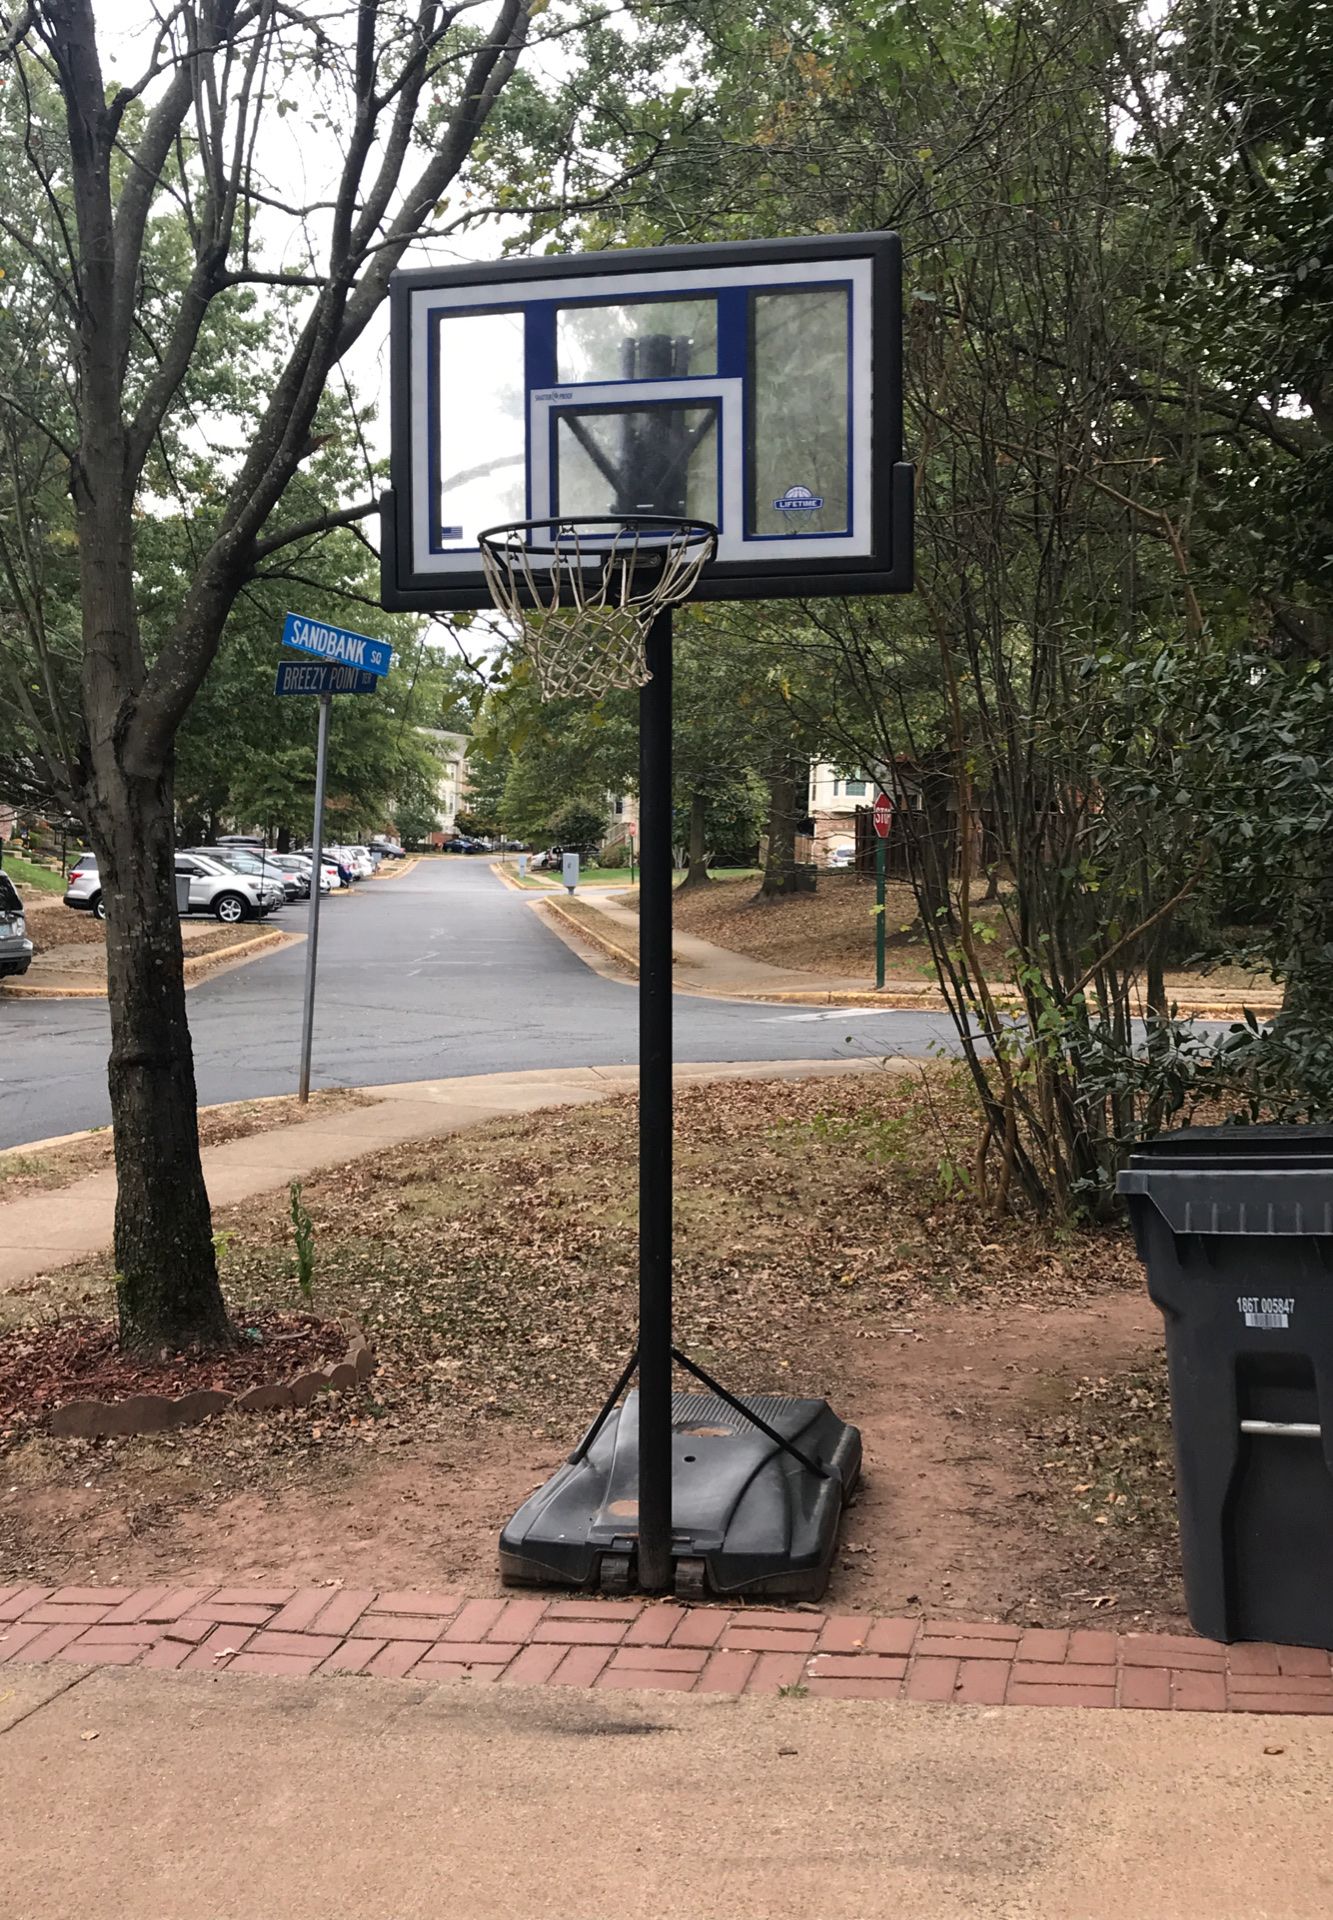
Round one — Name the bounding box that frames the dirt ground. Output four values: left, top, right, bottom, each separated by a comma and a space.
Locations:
648, 875, 1278, 1005
18, 897, 105, 950
650, 872, 936, 979
0, 1074, 1181, 1630
0, 1293, 1175, 1631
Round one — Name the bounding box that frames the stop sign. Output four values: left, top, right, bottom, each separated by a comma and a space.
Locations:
872, 793, 893, 838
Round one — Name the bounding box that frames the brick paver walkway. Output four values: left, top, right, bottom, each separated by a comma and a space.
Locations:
2, 1584, 1330, 1712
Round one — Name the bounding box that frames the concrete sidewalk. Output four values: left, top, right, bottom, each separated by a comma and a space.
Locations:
3, 1662, 1330, 1919
0, 1058, 891, 1293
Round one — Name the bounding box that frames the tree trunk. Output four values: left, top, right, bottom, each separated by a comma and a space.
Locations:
677, 791, 710, 890
88, 763, 233, 1352
759, 764, 800, 899
78, 472, 233, 1354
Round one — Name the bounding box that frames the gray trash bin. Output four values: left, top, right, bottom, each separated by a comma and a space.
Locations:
1119, 1126, 1333, 1647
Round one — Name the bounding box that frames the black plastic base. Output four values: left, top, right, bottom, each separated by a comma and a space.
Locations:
499, 1388, 861, 1601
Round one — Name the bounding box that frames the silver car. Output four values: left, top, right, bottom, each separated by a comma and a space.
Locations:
63, 853, 270, 923
175, 852, 276, 920
0, 870, 33, 978
185, 845, 291, 905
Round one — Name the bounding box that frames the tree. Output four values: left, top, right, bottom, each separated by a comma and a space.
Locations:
0, 0, 660, 1348
549, 0, 1332, 1210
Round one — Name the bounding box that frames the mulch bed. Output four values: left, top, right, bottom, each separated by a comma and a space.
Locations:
0, 1312, 346, 1427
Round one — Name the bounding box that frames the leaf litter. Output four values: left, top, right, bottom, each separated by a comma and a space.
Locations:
0, 1072, 1180, 1625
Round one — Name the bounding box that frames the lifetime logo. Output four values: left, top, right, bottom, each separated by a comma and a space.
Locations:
773, 484, 824, 512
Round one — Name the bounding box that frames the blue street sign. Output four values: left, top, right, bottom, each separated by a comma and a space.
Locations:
281, 611, 393, 678
274, 659, 379, 697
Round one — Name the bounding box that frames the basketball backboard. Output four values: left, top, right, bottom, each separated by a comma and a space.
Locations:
381, 233, 912, 611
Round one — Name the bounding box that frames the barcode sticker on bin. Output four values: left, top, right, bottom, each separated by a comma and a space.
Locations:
1238, 1296, 1294, 1330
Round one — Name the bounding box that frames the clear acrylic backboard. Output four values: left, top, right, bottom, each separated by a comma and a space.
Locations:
381, 233, 912, 611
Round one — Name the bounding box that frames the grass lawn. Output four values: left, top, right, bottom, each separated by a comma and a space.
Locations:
4, 854, 66, 893
0, 1069, 1179, 1631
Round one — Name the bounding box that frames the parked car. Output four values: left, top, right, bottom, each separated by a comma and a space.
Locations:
0, 870, 33, 978
827, 844, 855, 870
370, 836, 404, 859
187, 845, 294, 902
174, 853, 275, 921
63, 853, 107, 918
268, 853, 312, 897
64, 852, 275, 922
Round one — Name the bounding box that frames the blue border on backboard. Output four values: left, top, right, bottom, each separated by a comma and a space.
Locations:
385, 233, 912, 610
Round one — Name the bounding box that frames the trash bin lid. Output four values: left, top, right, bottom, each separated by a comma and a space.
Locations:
1119, 1127, 1333, 1234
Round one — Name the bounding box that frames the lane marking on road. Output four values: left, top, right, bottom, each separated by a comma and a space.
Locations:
758, 1008, 905, 1023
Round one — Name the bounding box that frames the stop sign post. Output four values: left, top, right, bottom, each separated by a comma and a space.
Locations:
872, 793, 893, 988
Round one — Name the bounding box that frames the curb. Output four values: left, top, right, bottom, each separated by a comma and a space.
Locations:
540, 897, 950, 1009
492, 862, 559, 895
540, 895, 643, 976
2, 927, 297, 1001
1, 1583, 1327, 1716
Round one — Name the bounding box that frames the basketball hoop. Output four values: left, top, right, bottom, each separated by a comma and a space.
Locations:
478, 515, 718, 702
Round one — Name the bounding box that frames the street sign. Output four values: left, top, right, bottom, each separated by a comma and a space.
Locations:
872, 792, 893, 838
282, 610, 393, 678
274, 659, 379, 697
284, 614, 393, 1107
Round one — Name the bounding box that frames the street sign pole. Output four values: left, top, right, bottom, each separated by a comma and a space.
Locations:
297, 691, 332, 1103
872, 791, 893, 991
875, 835, 886, 990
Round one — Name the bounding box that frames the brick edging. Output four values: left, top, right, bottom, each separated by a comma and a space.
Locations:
1, 1586, 1328, 1713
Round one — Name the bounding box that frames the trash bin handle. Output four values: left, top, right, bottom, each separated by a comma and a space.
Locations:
1239, 1419, 1322, 1439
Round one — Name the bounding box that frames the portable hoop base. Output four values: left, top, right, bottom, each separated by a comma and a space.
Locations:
500, 1388, 861, 1601
496, 603, 861, 1599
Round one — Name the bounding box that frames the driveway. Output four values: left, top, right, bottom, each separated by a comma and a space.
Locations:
0, 858, 958, 1148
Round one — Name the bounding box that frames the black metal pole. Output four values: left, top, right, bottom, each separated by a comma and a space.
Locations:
637, 605, 674, 1591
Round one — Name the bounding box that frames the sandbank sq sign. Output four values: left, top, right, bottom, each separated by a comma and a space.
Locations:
281, 611, 393, 678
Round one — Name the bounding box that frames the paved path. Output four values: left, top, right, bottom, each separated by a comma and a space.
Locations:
3, 1580, 1330, 1718
0, 1057, 894, 1292
5, 1660, 1330, 1920
0, 858, 958, 1148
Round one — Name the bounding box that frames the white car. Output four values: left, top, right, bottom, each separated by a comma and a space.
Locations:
295, 851, 343, 889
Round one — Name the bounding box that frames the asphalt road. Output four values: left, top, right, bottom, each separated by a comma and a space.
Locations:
0, 857, 959, 1148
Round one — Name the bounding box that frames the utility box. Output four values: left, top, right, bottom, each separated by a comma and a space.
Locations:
175, 873, 191, 915
1119, 1126, 1333, 1647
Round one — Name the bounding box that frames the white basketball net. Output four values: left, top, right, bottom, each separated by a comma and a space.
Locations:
479, 519, 716, 702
